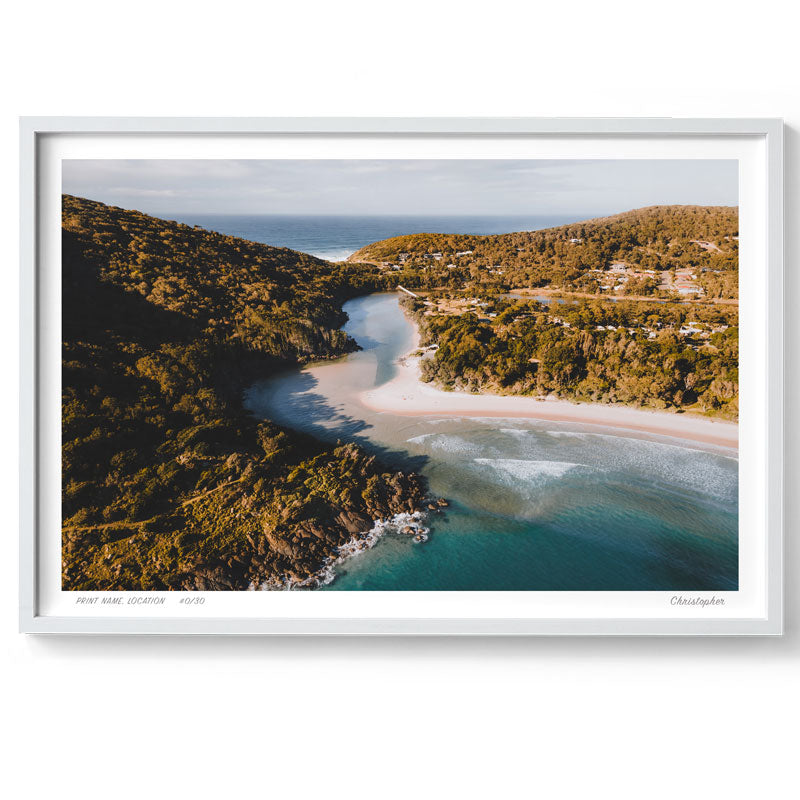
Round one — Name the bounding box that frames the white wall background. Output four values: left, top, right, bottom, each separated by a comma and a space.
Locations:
1, 2, 797, 797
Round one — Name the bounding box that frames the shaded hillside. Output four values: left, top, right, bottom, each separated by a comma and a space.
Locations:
351, 205, 739, 298
62, 196, 424, 591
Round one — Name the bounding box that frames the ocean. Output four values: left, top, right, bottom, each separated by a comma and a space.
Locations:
244, 294, 739, 591
168, 213, 585, 262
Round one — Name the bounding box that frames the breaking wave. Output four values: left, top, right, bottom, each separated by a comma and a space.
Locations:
251, 511, 430, 591
534, 429, 737, 501
404, 433, 483, 457
499, 428, 532, 438
474, 458, 593, 485
543, 428, 738, 459
407, 433, 437, 444
307, 246, 357, 262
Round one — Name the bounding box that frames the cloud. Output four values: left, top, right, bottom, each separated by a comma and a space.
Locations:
106, 187, 185, 197
62, 158, 738, 216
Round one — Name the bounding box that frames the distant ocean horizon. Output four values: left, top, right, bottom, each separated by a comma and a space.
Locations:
166, 213, 591, 261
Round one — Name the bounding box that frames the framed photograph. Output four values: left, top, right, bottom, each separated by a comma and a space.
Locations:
19, 117, 783, 635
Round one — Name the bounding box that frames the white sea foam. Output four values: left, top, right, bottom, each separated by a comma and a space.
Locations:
500, 428, 531, 437
532, 429, 737, 500
307, 247, 357, 262
256, 511, 430, 591
474, 458, 591, 483
543, 428, 738, 459
404, 433, 482, 456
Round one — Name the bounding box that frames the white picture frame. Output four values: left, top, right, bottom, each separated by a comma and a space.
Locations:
19, 116, 784, 635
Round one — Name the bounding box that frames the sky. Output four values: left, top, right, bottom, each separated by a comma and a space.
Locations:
62, 159, 738, 217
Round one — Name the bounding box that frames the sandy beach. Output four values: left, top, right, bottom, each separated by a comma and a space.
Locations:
359, 322, 738, 451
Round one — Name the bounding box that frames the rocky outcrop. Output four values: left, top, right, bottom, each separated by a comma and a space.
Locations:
336, 510, 373, 535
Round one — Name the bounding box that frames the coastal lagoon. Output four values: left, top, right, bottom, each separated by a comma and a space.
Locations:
245, 294, 739, 591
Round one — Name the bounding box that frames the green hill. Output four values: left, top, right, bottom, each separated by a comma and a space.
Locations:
61, 195, 424, 591
350, 205, 739, 298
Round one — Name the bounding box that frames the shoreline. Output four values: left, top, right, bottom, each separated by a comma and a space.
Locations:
253, 511, 430, 591
359, 310, 739, 451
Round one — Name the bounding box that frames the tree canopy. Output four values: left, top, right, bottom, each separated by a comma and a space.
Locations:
351, 205, 739, 299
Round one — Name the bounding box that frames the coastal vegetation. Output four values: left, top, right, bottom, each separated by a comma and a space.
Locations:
62, 196, 424, 591
405, 296, 738, 418
351, 205, 739, 300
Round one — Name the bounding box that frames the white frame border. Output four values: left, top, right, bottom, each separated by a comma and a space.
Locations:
19, 117, 784, 635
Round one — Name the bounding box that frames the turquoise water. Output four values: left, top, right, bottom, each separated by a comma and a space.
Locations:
245, 294, 738, 591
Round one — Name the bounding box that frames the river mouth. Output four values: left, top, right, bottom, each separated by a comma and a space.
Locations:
244, 293, 738, 591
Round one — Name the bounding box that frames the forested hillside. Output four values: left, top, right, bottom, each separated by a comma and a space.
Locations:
62, 196, 423, 591
351, 205, 739, 298
406, 296, 738, 418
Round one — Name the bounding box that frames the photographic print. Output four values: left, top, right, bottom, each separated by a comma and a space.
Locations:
61, 157, 739, 593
